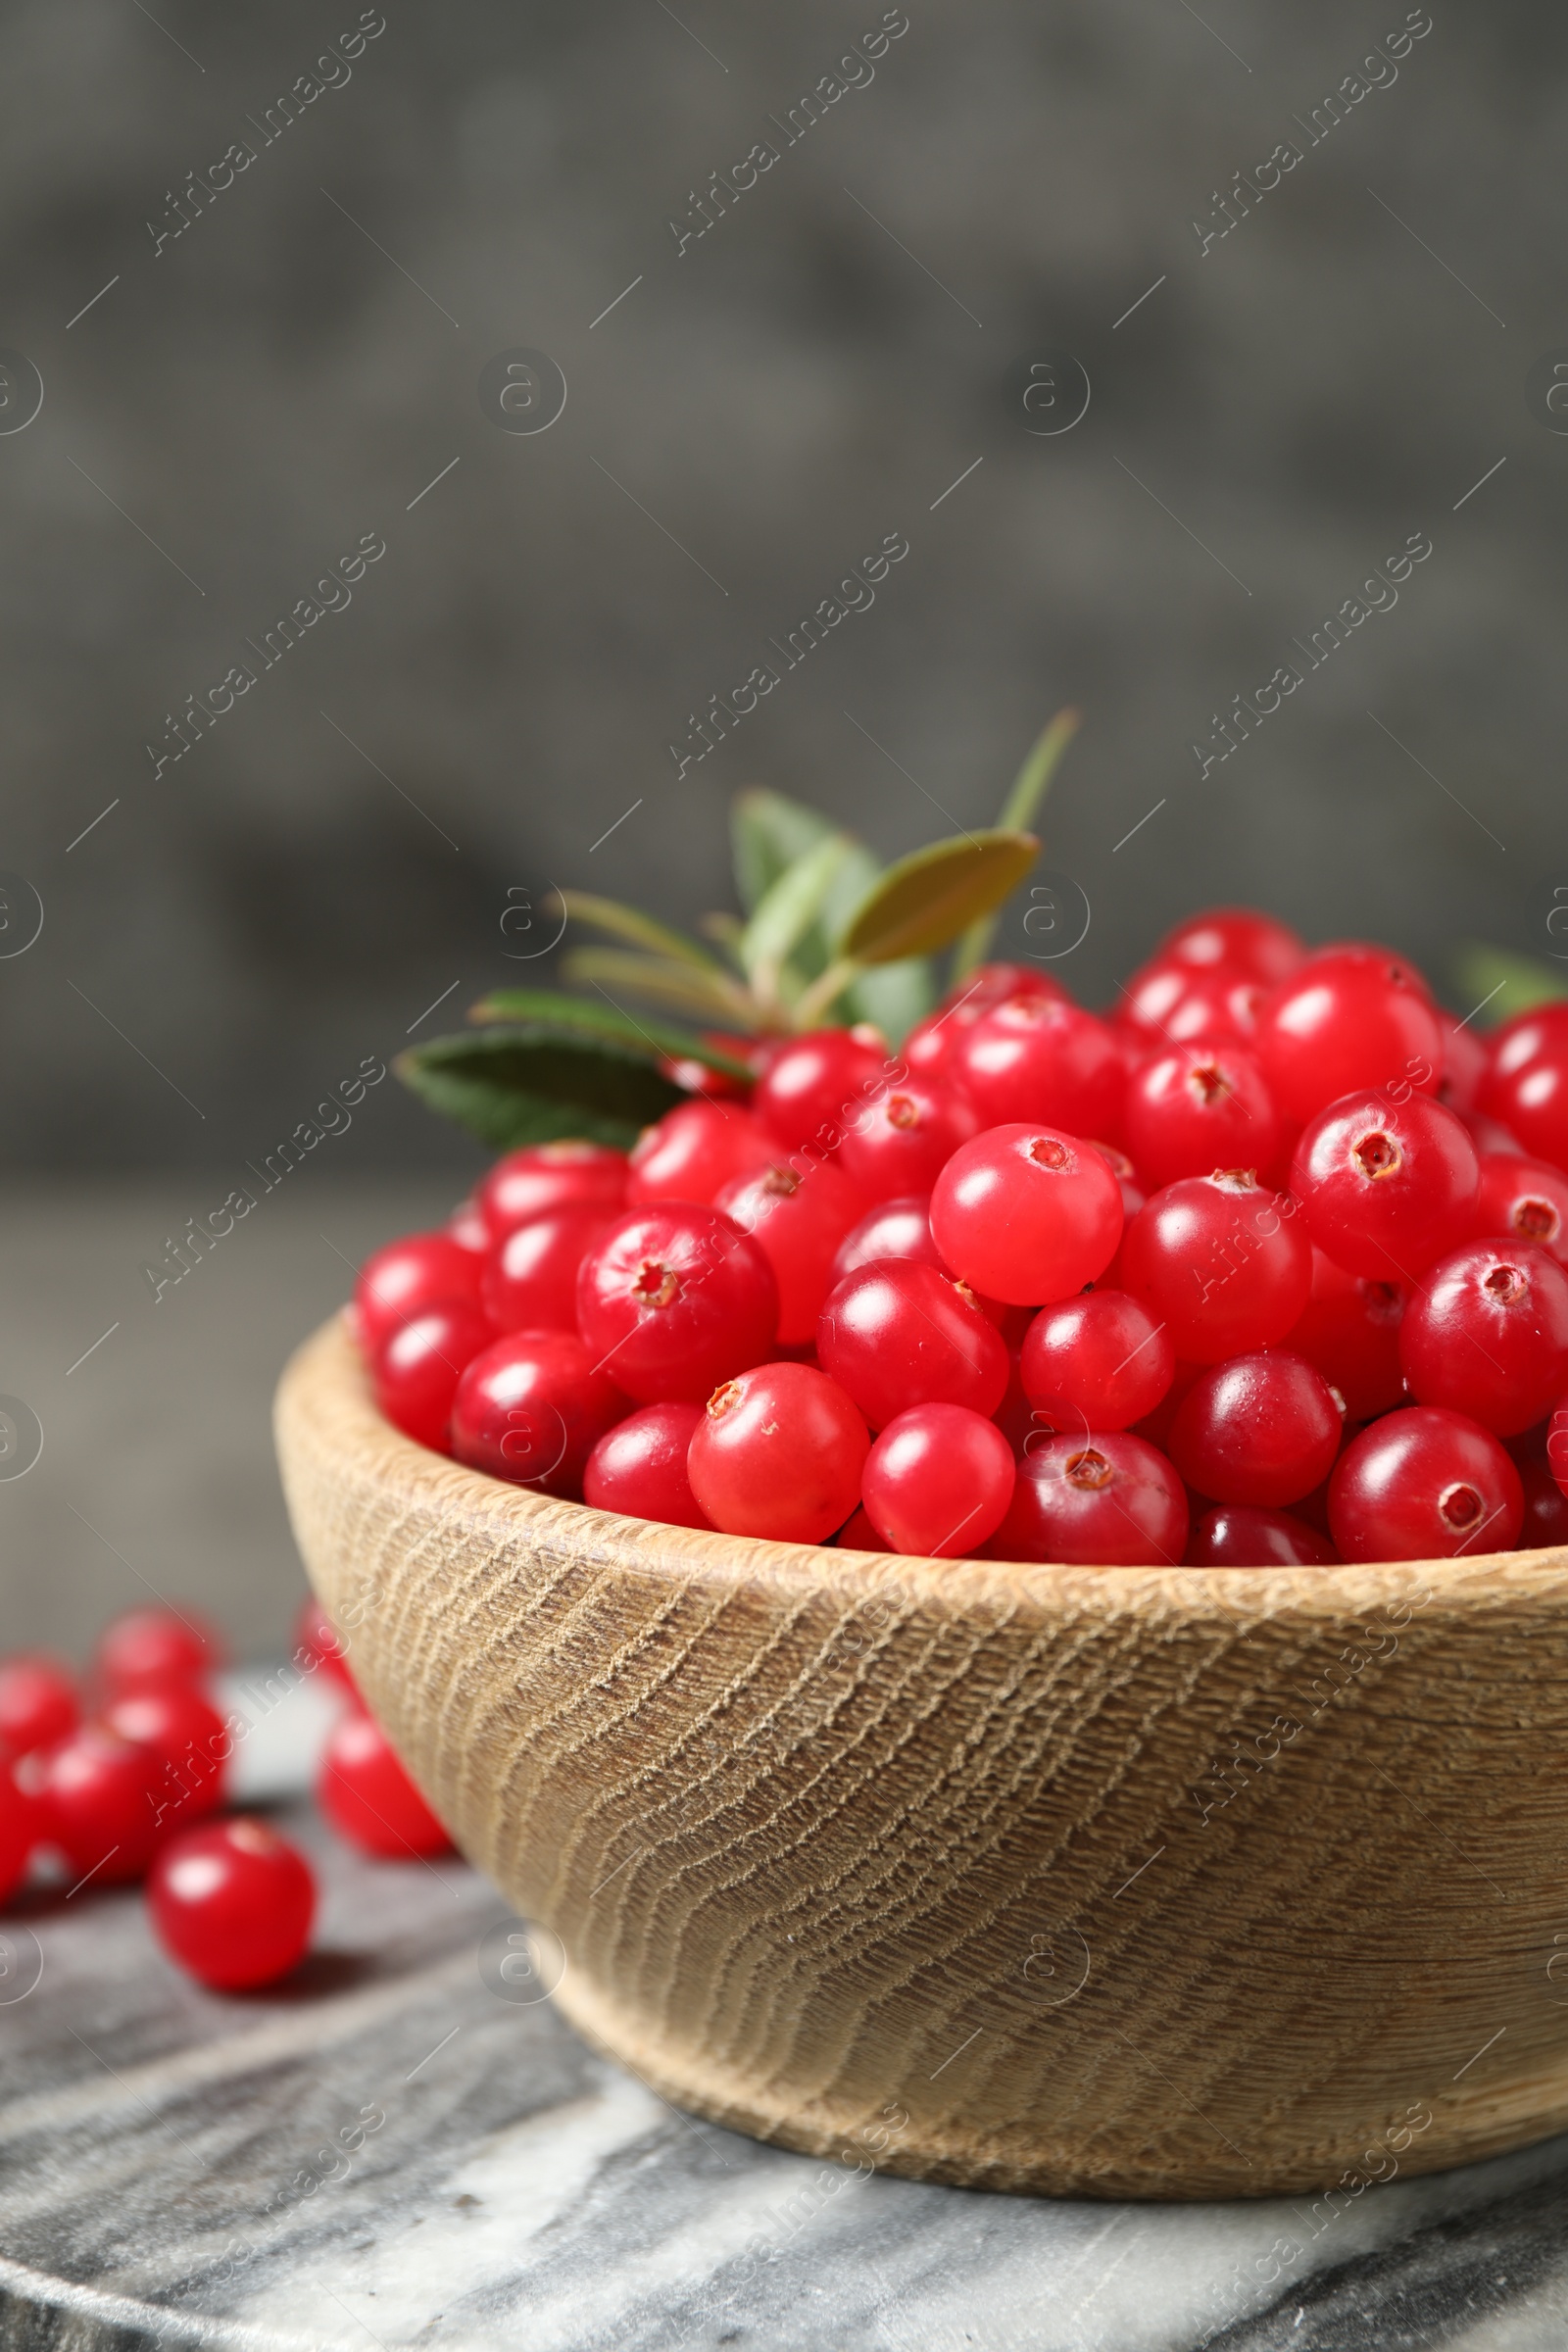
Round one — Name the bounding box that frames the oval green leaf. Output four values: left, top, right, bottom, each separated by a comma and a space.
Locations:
837, 830, 1039, 966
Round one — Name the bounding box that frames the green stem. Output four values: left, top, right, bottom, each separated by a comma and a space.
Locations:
792, 955, 863, 1029
950, 707, 1082, 981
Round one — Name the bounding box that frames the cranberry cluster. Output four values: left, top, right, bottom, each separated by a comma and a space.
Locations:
0, 1600, 450, 1986
358, 909, 1568, 1571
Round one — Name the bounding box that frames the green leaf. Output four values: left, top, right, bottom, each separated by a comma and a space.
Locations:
843, 957, 935, 1042
558, 949, 759, 1028
559, 891, 721, 971
740, 834, 855, 1003
396, 1028, 685, 1152
466, 988, 754, 1075
952, 708, 1082, 979
1451, 943, 1568, 1027
730, 788, 839, 914
837, 830, 1040, 965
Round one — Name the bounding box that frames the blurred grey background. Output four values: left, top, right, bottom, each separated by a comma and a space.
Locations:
1, 0, 1563, 1651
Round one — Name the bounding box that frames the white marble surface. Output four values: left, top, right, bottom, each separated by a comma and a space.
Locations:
4, 1678, 1567, 2351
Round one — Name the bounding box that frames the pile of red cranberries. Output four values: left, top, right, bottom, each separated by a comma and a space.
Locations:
358, 909, 1568, 1572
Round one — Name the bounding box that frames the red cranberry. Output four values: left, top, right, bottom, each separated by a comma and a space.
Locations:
1487, 1003, 1568, 1086
942, 963, 1066, 1014
687, 1363, 869, 1543
956, 996, 1126, 1139
0, 1654, 78, 1755
1291, 1090, 1479, 1278
836, 1503, 893, 1550
904, 969, 1062, 1085
1123, 1040, 1280, 1191
583, 1401, 711, 1528
292, 1596, 359, 1691
1480, 1004, 1568, 1165
627, 1099, 775, 1205
817, 1260, 1009, 1428
479, 1142, 628, 1243
147, 1818, 316, 1989
831, 1195, 943, 1286
1398, 1240, 1568, 1436
0, 1758, 37, 1902
715, 1158, 866, 1344
1437, 1012, 1488, 1117
317, 1712, 453, 1858
481, 1205, 615, 1333
987, 1433, 1189, 1566
353, 1229, 487, 1355
1517, 1453, 1568, 1548
1473, 1152, 1568, 1267
753, 1027, 891, 1152
930, 1124, 1124, 1306
38, 1726, 164, 1884
1158, 908, 1306, 984
1116, 956, 1265, 1047
102, 1685, 228, 1829
1119, 1172, 1312, 1362
860, 1402, 1015, 1556
656, 1030, 758, 1100
1254, 947, 1443, 1125
450, 1330, 627, 1497
1166, 1352, 1342, 1507
1131, 1356, 1203, 1452
1185, 1504, 1337, 1568
837, 1080, 978, 1202
446, 1198, 490, 1252
1328, 1406, 1522, 1561
96, 1607, 225, 1694
1019, 1290, 1175, 1434
1092, 1141, 1147, 1221
372, 1300, 495, 1451
577, 1204, 778, 1403
1280, 1249, 1406, 1421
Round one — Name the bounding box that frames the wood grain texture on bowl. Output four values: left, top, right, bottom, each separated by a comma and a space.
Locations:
275, 1315, 1568, 2199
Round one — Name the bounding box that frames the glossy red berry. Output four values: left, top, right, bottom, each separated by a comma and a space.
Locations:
987, 1433, 1189, 1566
353, 1229, 487, 1355
831, 1195, 944, 1286
0, 1654, 79, 1755
1120, 1172, 1312, 1362
371, 1300, 495, 1451
583, 1401, 711, 1528
1019, 1290, 1174, 1434
1254, 948, 1443, 1126
754, 1027, 891, 1152
1398, 1240, 1568, 1436
860, 1403, 1015, 1556
292, 1595, 359, 1691
837, 1080, 978, 1202
0, 1759, 36, 1902
1159, 908, 1306, 984
1480, 1005, 1568, 1170
956, 996, 1126, 1139
715, 1158, 866, 1345
38, 1726, 164, 1883
577, 1205, 778, 1403
1517, 1453, 1568, 1548
1437, 1012, 1488, 1117
148, 1818, 316, 1989
687, 1363, 869, 1543
1116, 957, 1265, 1048
1123, 1040, 1280, 1191
930, 1124, 1124, 1307
1280, 1249, 1406, 1421
1185, 1504, 1337, 1568
450, 1329, 627, 1497
1473, 1152, 1568, 1267
1167, 1352, 1342, 1507
1290, 1089, 1478, 1279
626, 1099, 775, 1205
102, 1685, 228, 1828
96, 1607, 225, 1694
817, 1260, 1009, 1428
1328, 1406, 1522, 1561
318, 1711, 453, 1858
481, 1205, 615, 1333
446, 1197, 490, 1252
904, 969, 1062, 1085
479, 1142, 628, 1243
835, 1504, 893, 1550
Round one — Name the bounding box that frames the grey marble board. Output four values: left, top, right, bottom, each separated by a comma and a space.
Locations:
3, 1679, 1567, 2352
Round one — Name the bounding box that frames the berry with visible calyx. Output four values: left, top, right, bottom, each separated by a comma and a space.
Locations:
1158, 908, 1306, 984
831, 1195, 944, 1288
1185, 1504, 1337, 1568
1166, 1351, 1342, 1507
372, 1301, 495, 1451
859, 1403, 1015, 1556
1119, 1171, 1311, 1363
753, 1027, 891, 1153
817, 1260, 1009, 1428
930, 1123, 1124, 1306
1328, 1406, 1522, 1561
576, 1204, 778, 1403
1254, 947, 1443, 1125
96, 1607, 226, 1694
626, 1099, 774, 1205
956, 996, 1126, 1139
318, 1711, 453, 1858
102, 1685, 228, 1828
1291, 1090, 1479, 1278
1398, 1240, 1568, 1436
1280, 1248, 1406, 1421
353, 1230, 487, 1355
584, 1401, 710, 1529
37, 1726, 164, 1883
715, 1158, 865, 1344
1019, 1290, 1174, 1433
1123, 1040, 1280, 1191
479, 1142, 628, 1243
481, 1205, 616, 1333
148, 1818, 316, 1989
986, 1432, 1188, 1566
687, 1363, 869, 1543
450, 1330, 627, 1496
1473, 1152, 1568, 1267
0, 1654, 78, 1756
837, 1080, 978, 1202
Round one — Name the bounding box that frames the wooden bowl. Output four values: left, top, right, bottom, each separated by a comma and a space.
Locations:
275, 1315, 1568, 2200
